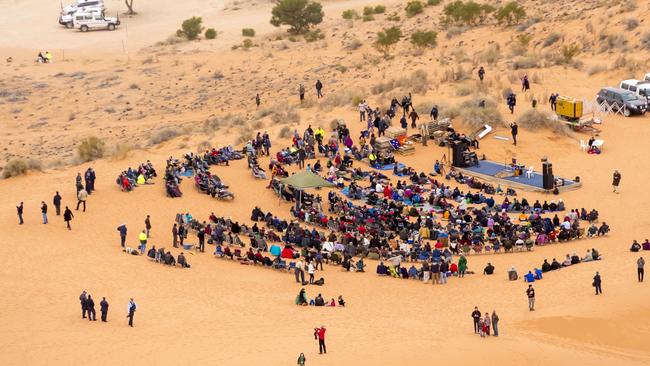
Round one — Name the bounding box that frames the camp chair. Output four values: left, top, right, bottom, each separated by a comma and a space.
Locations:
288, 262, 296, 272
278, 260, 287, 269
525, 166, 534, 179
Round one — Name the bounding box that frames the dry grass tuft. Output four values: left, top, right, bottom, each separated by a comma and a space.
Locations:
2, 158, 42, 179
77, 136, 106, 162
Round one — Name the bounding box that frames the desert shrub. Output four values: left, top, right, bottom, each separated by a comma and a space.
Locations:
512, 55, 539, 69
304, 29, 325, 42
77, 136, 106, 162
543, 32, 561, 47
270, 0, 324, 34
243, 39, 254, 48
405, 0, 424, 18
586, 64, 607, 76
372, 69, 429, 94
456, 98, 503, 128
494, 1, 526, 25
177, 16, 204, 40
375, 26, 402, 55
236, 129, 254, 144
518, 109, 571, 136
374, 5, 386, 13
149, 128, 179, 145
501, 87, 513, 99
242, 28, 256, 37
2, 158, 42, 178
387, 13, 401, 21
263, 104, 301, 124
346, 38, 363, 50
560, 43, 581, 64
411, 30, 438, 48
443, 0, 495, 26
342, 9, 358, 19
446, 26, 465, 38
111, 142, 135, 160
278, 126, 293, 138
478, 43, 501, 64
363, 6, 374, 15
515, 17, 538, 32
440, 65, 469, 82
205, 28, 217, 39
642, 32, 650, 50
427, 0, 441, 5
321, 88, 366, 108
363, 14, 375, 21
624, 18, 639, 31
455, 84, 473, 96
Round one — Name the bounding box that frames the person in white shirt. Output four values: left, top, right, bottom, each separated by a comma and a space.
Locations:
308, 262, 316, 284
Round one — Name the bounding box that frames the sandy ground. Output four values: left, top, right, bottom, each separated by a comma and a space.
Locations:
1, 0, 650, 365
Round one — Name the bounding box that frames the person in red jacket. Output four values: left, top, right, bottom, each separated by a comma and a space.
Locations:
314, 326, 326, 354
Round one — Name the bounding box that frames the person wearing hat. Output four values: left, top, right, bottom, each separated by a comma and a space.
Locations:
612, 170, 621, 193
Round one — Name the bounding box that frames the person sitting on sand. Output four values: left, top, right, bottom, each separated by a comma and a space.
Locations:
296, 288, 308, 306
356, 258, 366, 272
338, 295, 345, 307
591, 248, 602, 260
314, 294, 325, 307
483, 263, 495, 275
524, 271, 535, 283
597, 222, 609, 236
643, 239, 650, 251
550, 258, 561, 270
571, 253, 581, 265
178, 252, 190, 268
163, 251, 176, 266
630, 240, 641, 252
582, 249, 593, 262
534, 268, 543, 280
561, 255, 572, 267
376, 261, 388, 275
326, 298, 336, 307
541, 259, 551, 273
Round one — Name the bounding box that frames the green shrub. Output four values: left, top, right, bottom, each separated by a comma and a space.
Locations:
342, 9, 358, 19
304, 29, 324, 42
405, 0, 424, 17
494, 1, 526, 25
387, 13, 401, 21
77, 136, 106, 162
427, 0, 441, 5
205, 28, 217, 39
363, 6, 374, 15
560, 43, 581, 64
443, 0, 495, 25
375, 26, 402, 55
176, 16, 204, 40
242, 28, 256, 37
410, 30, 438, 48
2, 158, 42, 179
271, 0, 324, 34
374, 5, 386, 13
243, 39, 254, 48
363, 14, 375, 21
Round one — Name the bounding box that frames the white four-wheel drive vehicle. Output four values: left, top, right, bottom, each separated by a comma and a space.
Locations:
59, 9, 102, 28
74, 12, 120, 32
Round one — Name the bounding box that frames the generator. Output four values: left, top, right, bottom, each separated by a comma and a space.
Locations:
556, 96, 583, 121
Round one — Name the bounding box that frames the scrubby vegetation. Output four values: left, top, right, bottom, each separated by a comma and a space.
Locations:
410, 30, 438, 49
494, 1, 526, 25
2, 158, 42, 179
77, 136, 106, 162
149, 128, 179, 145
177, 16, 204, 40
518, 109, 572, 136
342, 9, 358, 19
270, 0, 324, 34
242, 28, 256, 37
205, 28, 217, 39
374, 26, 402, 55
405, 1, 424, 18
443, 1, 495, 26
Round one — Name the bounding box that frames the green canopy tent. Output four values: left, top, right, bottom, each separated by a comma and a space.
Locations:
279, 170, 335, 207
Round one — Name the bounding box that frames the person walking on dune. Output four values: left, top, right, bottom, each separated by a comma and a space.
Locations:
127, 298, 136, 327
638, 257, 645, 282
64, 206, 74, 230
297, 352, 306, 365
53, 191, 61, 216
612, 170, 621, 193
315, 80, 323, 98
471, 306, 481, 333
593, 272, 602, 295
145, 215, 152, 237
117, 223, 127, 248
16, 202, 24, 225
510, 121, 518, 146
526, 284, 535, 311
76, 188, 87, 212
41, 201, 48, 224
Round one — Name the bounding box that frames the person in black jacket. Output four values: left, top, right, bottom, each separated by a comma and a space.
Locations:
471, 307, 481, 333
315, 80, 323, 98
86, 295, 96, 321
100, 297, 109, 322
53, 192, 61, 216
197, 228, 205, 252
79, 290, 88, 318
63, 206, 74, 230
593, 272, 602, 295
17, 202, 24, 225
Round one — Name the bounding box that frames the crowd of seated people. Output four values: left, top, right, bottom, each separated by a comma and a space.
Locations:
200, 145, 243, 166
116, 161, 156, 192
144, 245, 191, 268
539, 248, 602, 274
295, 288, 345, 307
194, 170, 233, 198
630, 239, 650, 252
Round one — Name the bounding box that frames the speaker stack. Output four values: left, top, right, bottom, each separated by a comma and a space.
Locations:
452, 141, 467, 167
542, 162, 554, 190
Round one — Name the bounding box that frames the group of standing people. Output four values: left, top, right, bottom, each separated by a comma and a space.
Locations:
472, 307, 499, 337
79, 291, 137, 327
17, 190, 75, 230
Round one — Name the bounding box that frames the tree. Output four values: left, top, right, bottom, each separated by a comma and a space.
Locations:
270, 0, 324, 34
411, 30, 438, 48
443, 0, 495, 26
124, 0, 136, 15
177, 17, 204, 40
375, 26, 402, 55
495, 1, 526, 25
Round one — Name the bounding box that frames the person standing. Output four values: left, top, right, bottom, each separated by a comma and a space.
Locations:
315, 326, 326, 354
17, 202, 24, 225
491, 311, 499, 336
638, 257, 645, 282
138, 230, 147, 254
612, 170, 621, 193
172, 223, 179, 248
549, 93, 558, 111
40, 201, 48, 224
117, 224, 127, 248
297, 352, 306, 366
430, 105, 439, 121
526, 284, 535, 311
478, 66, 485, 82
471, 306, 481, 333
315, 80, 323, 98
53, 191, 62, 216
483, 313, 491, 336
510, 121, 518, 146
255, 93, 261, 108
409, 109, 419, 129
178, 224, 186, 247
295, 260, 303, 283
144, 215, 152, 237
308, 261, 315, 284
593, 272, 602, 295
86, 294, 96, 321
299, 84, 305, 103
126, 298, 136, 327
197, 227, 205, 253
507, 93, 517, 114
100, 297, 109, 322
79, 290, 88, 318
64, 206, 74, 230
76, 173, 83, 193
76, 188, 87, 212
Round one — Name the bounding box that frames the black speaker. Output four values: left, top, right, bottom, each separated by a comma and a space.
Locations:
542, 162, 554, 189
452, 141, 467, 167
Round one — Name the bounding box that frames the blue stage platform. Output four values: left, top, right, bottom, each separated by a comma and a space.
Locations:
459, 160, 579, 192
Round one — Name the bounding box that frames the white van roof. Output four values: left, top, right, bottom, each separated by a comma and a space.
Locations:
621, 79, 641, 86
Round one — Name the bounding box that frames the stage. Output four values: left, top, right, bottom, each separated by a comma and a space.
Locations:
457, 160, 581, 192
